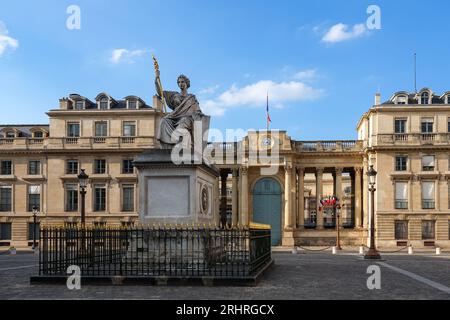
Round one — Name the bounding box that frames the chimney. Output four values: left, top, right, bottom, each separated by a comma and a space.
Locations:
374, 92, 381, 105
59, 98, 72, 110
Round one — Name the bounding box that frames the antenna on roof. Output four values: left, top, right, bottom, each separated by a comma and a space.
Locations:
414, 53, 417, 93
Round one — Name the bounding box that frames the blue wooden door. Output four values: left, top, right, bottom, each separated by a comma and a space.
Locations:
252, 178, 282, 246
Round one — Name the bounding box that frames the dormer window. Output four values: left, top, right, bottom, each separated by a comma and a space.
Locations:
128, 100, 137, 109
75, 101, 84, 110
447, 95, 450, 104
421, 92, 429, 105
33, 131, 43, 138
5, 131, 15, 138
396, 96, 407, 105
99, 98, 108, 110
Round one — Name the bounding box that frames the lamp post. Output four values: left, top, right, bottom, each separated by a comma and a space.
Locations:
77, 169, 89, 227
335, 203, 342, 251
364, 165, 381, 260
32, 205, 38, 250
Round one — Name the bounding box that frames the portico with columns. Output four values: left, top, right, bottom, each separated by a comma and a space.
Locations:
212, 130, 368, 247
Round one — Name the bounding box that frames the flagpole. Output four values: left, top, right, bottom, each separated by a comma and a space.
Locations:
266, 92, 269, 133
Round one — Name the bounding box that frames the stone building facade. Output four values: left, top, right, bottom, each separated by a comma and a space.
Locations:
1, 89, 449, 249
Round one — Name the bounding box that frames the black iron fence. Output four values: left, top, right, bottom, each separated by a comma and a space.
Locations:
39, 225, 271, 278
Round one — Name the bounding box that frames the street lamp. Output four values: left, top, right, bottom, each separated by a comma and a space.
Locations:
77, 169, 89, 227
335, 203, 342, 251
32, 205, 38, 250
364, 165, 381, 260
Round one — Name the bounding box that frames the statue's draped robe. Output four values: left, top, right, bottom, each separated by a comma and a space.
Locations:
157, 91, 201, 145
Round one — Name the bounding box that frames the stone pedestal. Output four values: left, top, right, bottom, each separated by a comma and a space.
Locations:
134, 149, 219, 225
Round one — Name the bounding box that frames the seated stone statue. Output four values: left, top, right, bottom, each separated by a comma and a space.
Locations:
155, 71, 205, 149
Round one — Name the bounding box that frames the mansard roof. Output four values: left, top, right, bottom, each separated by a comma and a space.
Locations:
383, 88, 450, 105
66, 93, 152, 109
0, 125, 50, 137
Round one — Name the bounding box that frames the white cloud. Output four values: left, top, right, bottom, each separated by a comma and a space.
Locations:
199, 85, 220, 95
110, 48, 148, 64
0, 21, 19, 57
292, 69, 318, 81
321, 23, 367, 44
201, 80, 324, 117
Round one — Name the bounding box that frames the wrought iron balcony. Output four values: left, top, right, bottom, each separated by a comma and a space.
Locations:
395, 200, 408, 209
422, 200, 435, 209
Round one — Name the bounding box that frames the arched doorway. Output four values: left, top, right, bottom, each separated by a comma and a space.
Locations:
252, 178, 282, 246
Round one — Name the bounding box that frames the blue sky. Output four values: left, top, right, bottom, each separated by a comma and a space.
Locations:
1, 0, 450, 140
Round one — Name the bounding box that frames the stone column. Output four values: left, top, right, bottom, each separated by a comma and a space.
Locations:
220, 170, 228, 227
334, 168, 343, 201
239, 166, 249, 226
297, 167, 305, 228
354, 167, 363, 228
291, 166, 297, 228
284, 163, 292, 228
231, 168, 238, 227
316, 168, 324, 228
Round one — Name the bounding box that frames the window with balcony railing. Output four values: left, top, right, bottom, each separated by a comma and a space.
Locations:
422, 181, 435, 209
67, 123, 80, 137
95, 121, 108, 137
422, 155, 435, 171
395, 182, 408, 209
421, 118, 434, 133
394, 119, 407, 134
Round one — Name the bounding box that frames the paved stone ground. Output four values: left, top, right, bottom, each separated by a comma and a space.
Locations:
0, 251, 449, 300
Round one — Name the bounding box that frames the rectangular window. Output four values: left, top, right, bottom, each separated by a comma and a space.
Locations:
99, 99, 108, 110
0, 186, 12, 212
28, 185, 41, 212
0, 223, 12, 240
422, 182, 435, 209
394, 119, 407, 134
395, 182, 408, 209
28, 160, 40, 175
448, 119, 450, 133
395, 156, 408, 171
65, 184, 78, 212
75, 101, 84, 110
422, 155, 435, 171
94, 185, 106, 212
0, 160, 12, 175
421, 118, 434, 133
66, 160, 79, 175
122, 159, 134, 174
128, 100, 137, 109
397, 96, 407, 105
67, 122, 80, 137
95, 121, 108, 137
123, 122, 136, 137
94, 159, 106, 174
122, 185, 134, 212
395, 221, 408, 240
422, 220, 435, 240
28, 222, 40, 240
